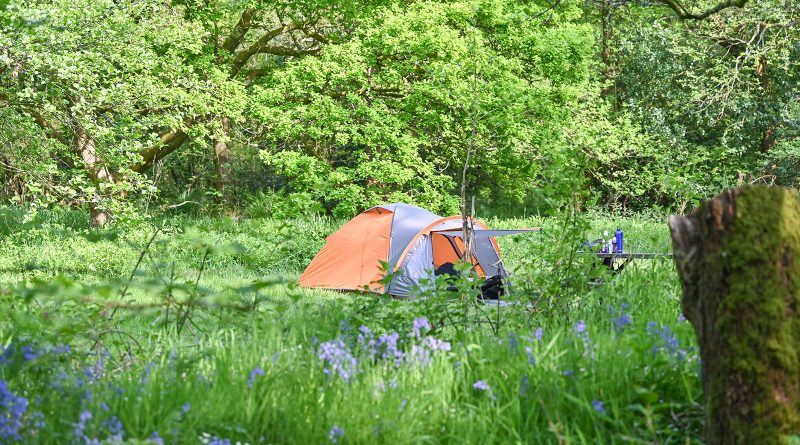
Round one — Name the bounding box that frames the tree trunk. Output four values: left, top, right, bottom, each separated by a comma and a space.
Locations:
213, 117, 233, 208
599, 0, 615, 99
755, 51, 777, 153
668, 185, 800, 444
78, 131, 112, 227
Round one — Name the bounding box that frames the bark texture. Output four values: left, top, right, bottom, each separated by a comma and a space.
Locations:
213, 117, 233, 208
78, 131, 112, 227
668, 185, 800, 444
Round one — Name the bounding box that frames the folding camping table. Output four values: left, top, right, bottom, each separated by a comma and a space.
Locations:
594, 252, 673, 273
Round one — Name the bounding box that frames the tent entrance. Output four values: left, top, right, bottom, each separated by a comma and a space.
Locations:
431, 233, 486, 276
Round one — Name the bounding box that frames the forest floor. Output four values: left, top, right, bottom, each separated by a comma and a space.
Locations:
0, 209, 702, 444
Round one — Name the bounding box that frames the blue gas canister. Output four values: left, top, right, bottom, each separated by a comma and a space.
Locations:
615, 227, 623, 253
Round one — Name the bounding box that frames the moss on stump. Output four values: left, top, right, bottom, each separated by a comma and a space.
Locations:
669, 185, 800, 444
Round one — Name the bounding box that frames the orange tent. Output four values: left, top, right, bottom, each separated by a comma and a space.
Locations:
299, 203, 537, 297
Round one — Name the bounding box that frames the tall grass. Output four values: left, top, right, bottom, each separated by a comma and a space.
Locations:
0, 208, 700, 444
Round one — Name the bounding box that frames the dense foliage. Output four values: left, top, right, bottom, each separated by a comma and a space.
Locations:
2, 0, 796, 224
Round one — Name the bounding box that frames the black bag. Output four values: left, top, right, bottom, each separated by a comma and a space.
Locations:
435, 262, 460, 292
480, 275, 505, 300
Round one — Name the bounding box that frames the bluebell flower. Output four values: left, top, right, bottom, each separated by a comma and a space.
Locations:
318, 339, 358, 382
247, 367, 265, 388
0, 345, 14, 367
105, 415, 124, 442
31, 411, 46, 430
0, 380, 28, 442
533, 327, 544, 342
357, 326, 377, 358
149, 431, 165, 445
609, 305, 632, 334
21, 345, 38, 361
73, 410, 92, 443
377, 333, 404, 367
507, 332, 519, 353
473, 380, 490, 391
525, 346, 535, 365
678, 313, 687, 323
207, 436, 232, 445
411, 317, 431, 337
519, 375, 530, 398
574, 320, 586, 334
647, 322, 692, 362
140, 362, 154, 385
182, 403, 191, 415
592, 400, 607, 414
328, 425, 344, 444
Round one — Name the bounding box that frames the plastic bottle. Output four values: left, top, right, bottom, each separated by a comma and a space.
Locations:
615, 227, 623, 253
602, 230, 610, 253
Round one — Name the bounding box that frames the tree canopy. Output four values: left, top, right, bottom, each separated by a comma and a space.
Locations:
0, 0, 797, 223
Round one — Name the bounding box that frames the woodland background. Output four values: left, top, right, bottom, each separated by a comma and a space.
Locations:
1, 0, 798, 224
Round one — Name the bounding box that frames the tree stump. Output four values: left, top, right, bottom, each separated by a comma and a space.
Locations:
668, 185, 800, 444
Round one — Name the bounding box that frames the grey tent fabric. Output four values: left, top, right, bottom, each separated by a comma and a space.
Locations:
369, 203, 441, 273
389, 234, 436, 296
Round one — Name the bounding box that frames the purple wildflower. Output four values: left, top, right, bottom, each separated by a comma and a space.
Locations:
21, 345, 38, 361
609, 305, 631, 334
0, 380, 28, 442
525, 346, 535, 365
149, 431, 165, 445
318, 339, 358, 382
73, 410, 92, 443
31, 411, 45, 430
533, 327, 544, 341
592, 400, 607, 414
519, 375, 530, 398
140, 362, 154, 385
507, 332, 519, 353
473, 380, 490, 391
182, 403, 191, 414
377, 333, 404, 367
0, 345, 14, 367
574, 320, 587, 334
328, 425, 345, 444
105, 415, 124, 442
247, 367, 265, 388
357, 326, 377, 358
411, 317, 431, 337
207, 437, 232, 445
678, 313, 687, 323
646, 322, 694, 361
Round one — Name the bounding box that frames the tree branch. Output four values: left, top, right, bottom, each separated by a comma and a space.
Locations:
221, 8, 258, 55
132, 131, 189, 173
230, 22, 300, 77
657, 0, 749, 20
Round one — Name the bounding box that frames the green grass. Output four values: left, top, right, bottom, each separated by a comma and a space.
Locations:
0, 208, 701, 444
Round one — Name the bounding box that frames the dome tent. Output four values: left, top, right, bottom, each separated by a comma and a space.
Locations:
299, 203, 537, 298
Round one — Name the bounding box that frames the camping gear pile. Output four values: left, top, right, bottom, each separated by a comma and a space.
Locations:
299, 203, 537, 299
